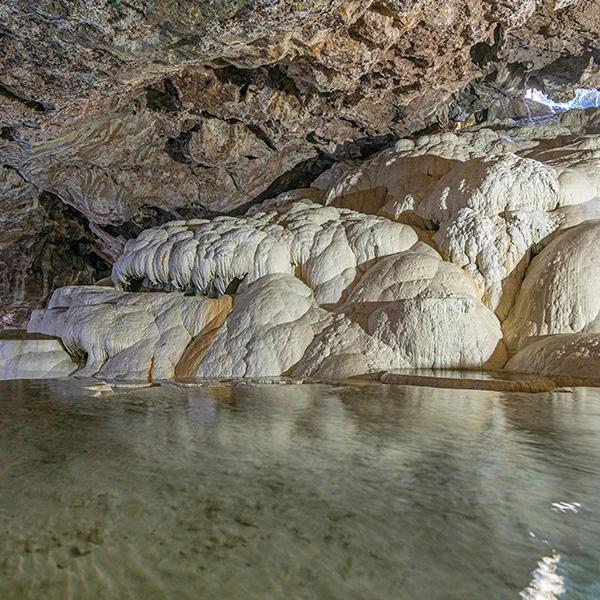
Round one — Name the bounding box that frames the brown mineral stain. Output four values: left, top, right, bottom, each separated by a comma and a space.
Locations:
175, 296, 233, 378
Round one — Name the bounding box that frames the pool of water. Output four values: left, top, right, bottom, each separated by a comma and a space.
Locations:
1, 380, 600, 599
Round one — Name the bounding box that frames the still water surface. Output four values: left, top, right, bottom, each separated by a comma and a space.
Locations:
1, 380, 600, 599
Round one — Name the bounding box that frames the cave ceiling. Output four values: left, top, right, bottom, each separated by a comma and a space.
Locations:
0, 0, 599, 324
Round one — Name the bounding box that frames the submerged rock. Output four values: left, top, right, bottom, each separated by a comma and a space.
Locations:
380, 369, 558, 393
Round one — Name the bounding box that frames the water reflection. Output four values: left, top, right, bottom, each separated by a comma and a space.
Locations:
1, 380, 600, 599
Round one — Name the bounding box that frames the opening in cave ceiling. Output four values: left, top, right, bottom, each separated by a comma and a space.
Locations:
525, 88, 600, 112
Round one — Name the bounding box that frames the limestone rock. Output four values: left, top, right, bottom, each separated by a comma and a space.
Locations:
0, 169, 110, 327
2, 0, 600, 323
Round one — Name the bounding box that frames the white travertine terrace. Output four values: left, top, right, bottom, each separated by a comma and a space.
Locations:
0, 335, 77, 380
111, 201, 417, 305
320, 114, 600, 319
504, 220, 600, 352
8, 109, 600, 385
506, 334, 600, 384
28, 287, 232, 381
194, 274, 329, 378
343, 249, 506, 369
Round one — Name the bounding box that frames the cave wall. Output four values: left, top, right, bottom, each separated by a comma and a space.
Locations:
0, 0, 599, 323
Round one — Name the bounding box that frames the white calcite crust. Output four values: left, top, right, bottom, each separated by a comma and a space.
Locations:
0, 336, 77, 380
291, 313, 399, 379
506, 334, 600, 384
318, 118, 600, 320
195, 274, 329, 378
504, 220, 600, 352
27, 286, 232, 381
8, 113, 600, 384
433, 207, 560, 317
112, 200, 417, 305
345, 250, 507, 370
417, 154, 562, 317
296, 250, 507, 377
417, 154, 560, 222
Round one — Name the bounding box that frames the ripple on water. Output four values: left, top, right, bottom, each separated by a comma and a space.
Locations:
1, 380, 600, 599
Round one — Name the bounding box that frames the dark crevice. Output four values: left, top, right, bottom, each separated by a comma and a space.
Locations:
172, 204, 216, 220
246, 123, 278, 151
225, 276, 246, 295
352, 134, 398, 159
470, 24, 504, 68
227, 152, 335, 216
239, 82, 250, 101
369, 1, 396, 18
165, 114, 278, 162
529, 49, 600, 100
1, 126, 16, 140
65, 345, 88, 368
38, 192, 111, 277
99, 206, 178, 239
0, 190, 113, 324
165, 124, 199, 164
226, 132, 398, 215
404, 56, 431, 70
266, 65, 303, 98
145, 78, 182, 114
214, 63, 303, 100
99, 203, 215, 242
0, 82, 54, 111
442, 60, 528, 125
213, 64, 255, 88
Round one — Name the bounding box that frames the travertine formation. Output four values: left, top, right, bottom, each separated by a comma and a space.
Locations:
506, 334, 600, 385
0, 109, 593, 385
0, 332, 76, 380
111, 201, 417, 304
28, 286, 232, 381
504, 220, 600, 350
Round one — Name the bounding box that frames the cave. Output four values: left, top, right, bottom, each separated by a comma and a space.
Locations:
1, 1, 600, 598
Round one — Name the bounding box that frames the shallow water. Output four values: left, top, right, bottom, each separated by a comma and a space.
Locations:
1, 380, 600, 599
